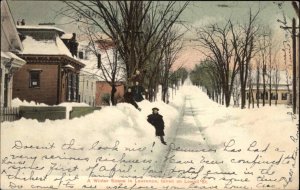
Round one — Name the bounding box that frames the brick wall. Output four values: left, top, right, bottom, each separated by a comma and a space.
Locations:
13, 63, 58, 105
95, 81, 124, 106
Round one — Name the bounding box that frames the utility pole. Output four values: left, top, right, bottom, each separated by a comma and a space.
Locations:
292, 18, 296, 114
292, 1, 300, 114
279, 2, 299, 114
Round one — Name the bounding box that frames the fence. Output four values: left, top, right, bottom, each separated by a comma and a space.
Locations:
69, 107, 101, 119
0, 107, 20, 122
1, 106, 101, 122
19, 106, 66, 122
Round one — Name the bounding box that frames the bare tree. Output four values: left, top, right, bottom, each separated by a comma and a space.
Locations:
230, 9, 261, 109
273, 54, 281, 106
59, 1, 189, 87
82, 26, 125, 105
255, 58, 261, 108
190, 59, 222, 103
161, 29, 184, 103
195, 21, 238, 107
266, 30, 280, 107
257, 30, 270, 107
247, 63, 255, 108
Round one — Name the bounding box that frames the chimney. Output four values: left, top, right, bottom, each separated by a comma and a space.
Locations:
21, 19, 25, 25
97, 53, 101, 68
69, 33, 78, 57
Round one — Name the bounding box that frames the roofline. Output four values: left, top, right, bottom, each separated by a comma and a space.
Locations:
96, 81, 126, 83
17, 54, 85, 68
62, 55, 85, 68
2, 0, 24, 50
16, 26, 65, 35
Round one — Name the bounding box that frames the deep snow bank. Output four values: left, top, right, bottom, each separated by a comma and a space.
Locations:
2, 90, 185, 160
179, 85, 298, 153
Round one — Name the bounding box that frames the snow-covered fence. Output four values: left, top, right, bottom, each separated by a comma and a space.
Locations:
19, 106, 66, 122
69, 106, 101, 119
0, 107, 20, 122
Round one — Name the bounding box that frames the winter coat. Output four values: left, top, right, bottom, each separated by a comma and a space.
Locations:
130, 73, 143, 84
123, 91, 139, 109
147, 113, 165, 136
132, 85, 145, 102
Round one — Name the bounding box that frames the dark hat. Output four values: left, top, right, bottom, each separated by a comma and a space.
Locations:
152, 107, 159, 111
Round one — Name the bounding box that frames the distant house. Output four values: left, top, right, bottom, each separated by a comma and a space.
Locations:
77, 38, 125, 106
76, 40, 97, 106
12, 25, 85, 105
1, 0, 26, 108
96, 81, 125, 106
246, 70, 292, 105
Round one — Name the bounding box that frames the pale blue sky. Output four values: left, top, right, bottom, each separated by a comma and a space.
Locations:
8, 1, 296, 33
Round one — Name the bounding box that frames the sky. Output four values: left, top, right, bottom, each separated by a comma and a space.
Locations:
7, 1, 298, 70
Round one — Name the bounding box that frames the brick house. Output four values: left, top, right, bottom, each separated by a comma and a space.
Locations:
96, 81, 125, 105
12, 25, 85, 105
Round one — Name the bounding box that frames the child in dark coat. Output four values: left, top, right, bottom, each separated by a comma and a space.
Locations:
147, 107, 167, 145
123, 88, 141, 111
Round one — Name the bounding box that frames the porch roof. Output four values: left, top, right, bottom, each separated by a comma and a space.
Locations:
1, 51, 26, 67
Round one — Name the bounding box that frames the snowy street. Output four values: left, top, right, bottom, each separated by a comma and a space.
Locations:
158, 85, 298, 189
1, 83, 299, 189
2, 1, 299, 189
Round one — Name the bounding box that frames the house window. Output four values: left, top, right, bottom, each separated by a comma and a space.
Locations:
271, 93, 278, 100
281, 93, 287, 100
68, 73, 72, 101
29, 71, 41, 88
260, 92, 268, 100
67, 72, 78, 101
78, 51, 84, 59
72, 73, 77, 101
4, 74, 9, 107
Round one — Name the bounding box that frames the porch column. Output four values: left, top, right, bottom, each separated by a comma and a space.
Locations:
0, 66, 4, 108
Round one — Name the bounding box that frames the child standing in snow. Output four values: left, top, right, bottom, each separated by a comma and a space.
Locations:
147, 107, 167, 145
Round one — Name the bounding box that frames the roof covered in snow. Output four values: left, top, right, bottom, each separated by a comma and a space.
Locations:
19, 36, 73, 57
61, 33, 73, 39
16, 25, 65, 35
1, 51, 26, 67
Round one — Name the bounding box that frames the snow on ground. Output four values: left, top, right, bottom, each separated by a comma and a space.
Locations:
161, 81, 298, 189
1, 81, 298, 189
12, 98, 49, 107
2, 95, 184, 162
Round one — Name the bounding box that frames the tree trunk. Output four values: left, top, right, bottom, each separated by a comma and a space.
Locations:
251, 87, 255, 108
111, 84, 117, 106
256, 65, 260, 108
269, 73, 272, 106
248, 88, 251, 109
241, 84, 246, 109
262, 65, 266, 106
